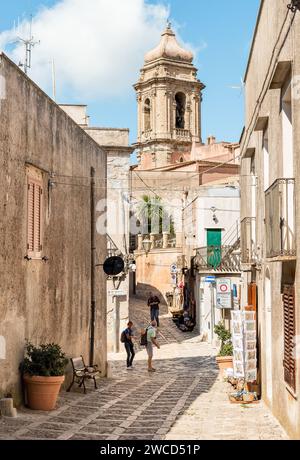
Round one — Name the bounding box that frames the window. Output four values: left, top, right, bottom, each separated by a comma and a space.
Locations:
281, 79, 293, 178
283, 284, 296, 392
27, 177, 43, 259
175, 92, 186, 129
144, 98, 151, 131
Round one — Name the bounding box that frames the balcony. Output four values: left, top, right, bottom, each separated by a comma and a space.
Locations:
194, 243, 241, 273
265, 178, 296, 259
241, 217, 256, 265
173, 129, 192, 141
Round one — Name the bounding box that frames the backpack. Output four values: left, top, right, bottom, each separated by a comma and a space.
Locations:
140, 327, 149, 346
120, 330, 127, 343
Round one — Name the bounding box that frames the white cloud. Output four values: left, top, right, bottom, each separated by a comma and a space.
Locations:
0, 0, 192, 102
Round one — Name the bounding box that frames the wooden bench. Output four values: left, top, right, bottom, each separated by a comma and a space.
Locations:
67, 356, 100, 394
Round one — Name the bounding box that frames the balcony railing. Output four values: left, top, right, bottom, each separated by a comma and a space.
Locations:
265, 178, 296, 258
241, 217, 256, 264
194, 243, 241, 273
173, 129, 192, 141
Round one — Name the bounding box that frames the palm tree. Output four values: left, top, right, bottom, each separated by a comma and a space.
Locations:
137, 195, 175, 236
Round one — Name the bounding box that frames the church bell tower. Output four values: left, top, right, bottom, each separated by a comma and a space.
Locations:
134, 23, 205, 169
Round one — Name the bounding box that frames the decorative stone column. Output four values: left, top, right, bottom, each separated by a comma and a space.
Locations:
163, 232, 169, 249
138, 234, 143, 251
150, 233, 156, 249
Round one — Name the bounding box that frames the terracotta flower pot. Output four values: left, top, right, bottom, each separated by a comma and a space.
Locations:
216, 356, 233, 377
24, 375, 65, 411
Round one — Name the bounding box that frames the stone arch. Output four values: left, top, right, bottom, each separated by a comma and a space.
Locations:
144, 98, 151, 131
175, 92, 186, 129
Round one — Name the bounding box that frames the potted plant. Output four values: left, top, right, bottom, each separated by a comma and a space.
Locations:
214, 322, 233, 376
20, 341, 68, 411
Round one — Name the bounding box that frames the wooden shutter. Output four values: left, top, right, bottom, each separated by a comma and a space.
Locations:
247, 282, 257, 311
27, 178, 43, 258
27, 181, 35, 253
283, 284, 296, 391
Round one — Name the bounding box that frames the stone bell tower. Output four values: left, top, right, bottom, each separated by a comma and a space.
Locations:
134, 23, 205, 169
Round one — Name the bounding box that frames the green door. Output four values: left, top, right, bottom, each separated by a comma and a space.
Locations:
207, 229, 222, 268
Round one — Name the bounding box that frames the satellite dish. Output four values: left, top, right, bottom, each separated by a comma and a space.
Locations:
103, 256, 124, 276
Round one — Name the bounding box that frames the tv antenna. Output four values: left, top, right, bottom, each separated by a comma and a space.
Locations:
15, 15, 40, 74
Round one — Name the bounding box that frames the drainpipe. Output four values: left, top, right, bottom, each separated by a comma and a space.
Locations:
89, 167, 96, 366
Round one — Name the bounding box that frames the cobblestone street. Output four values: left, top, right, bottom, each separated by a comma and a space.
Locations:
0, 298, 288, 440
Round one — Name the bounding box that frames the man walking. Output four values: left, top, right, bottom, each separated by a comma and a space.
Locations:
147, 292, 161, 327
146, 320, 160, 372
123, 321, 135, 370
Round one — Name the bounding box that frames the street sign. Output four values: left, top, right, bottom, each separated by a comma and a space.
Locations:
216, 278, 232, 309
205, 276, 216, 283
217, 278, 231, 294
108, 290, 126, 297
170, 263, 177, 274
103, 257, 124, 276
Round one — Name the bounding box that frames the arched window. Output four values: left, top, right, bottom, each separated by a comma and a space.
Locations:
175, 92, 186, 129
180, 157, 184, 163
144, 98, 151, 131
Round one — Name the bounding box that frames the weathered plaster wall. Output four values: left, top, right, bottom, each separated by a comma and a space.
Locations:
240, 0, 300, 439
134, 248, 182, 302
0, 54, 107, 403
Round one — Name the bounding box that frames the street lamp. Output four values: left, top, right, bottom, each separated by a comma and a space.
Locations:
142, 238, 152, 256
288, 0, 300, 12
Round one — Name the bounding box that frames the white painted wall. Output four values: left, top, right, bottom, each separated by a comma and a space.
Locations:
194, 186, 240, 248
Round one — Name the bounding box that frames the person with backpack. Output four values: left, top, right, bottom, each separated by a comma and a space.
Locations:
141, 320, 160, 372
147, 292, 161, 327
121, 321, 135, 370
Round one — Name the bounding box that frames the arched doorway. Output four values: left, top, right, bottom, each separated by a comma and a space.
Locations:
175, 92, 186, 129
265, 268, 272, 403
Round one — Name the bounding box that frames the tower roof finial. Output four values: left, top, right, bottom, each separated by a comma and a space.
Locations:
167, 18, 172, 29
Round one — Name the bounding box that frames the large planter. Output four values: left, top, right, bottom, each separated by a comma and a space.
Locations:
216, 356, 233, 377
24, 375, 65, 411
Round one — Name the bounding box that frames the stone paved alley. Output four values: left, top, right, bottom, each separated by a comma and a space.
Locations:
0, 298, 288, 441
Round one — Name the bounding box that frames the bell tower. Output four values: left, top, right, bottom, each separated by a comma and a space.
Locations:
134, 23, 205, 169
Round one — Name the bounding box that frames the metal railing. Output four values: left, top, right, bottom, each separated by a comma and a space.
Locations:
265, 178, 296, 258
194, 242, 241, 273
241, 217, 256, 264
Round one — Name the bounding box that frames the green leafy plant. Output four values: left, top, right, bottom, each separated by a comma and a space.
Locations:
214, 322, 233, 357
137, 195, 175, 236
20, 341, 68, 377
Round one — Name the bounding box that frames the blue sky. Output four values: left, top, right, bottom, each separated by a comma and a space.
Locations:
0, 0, 260, 150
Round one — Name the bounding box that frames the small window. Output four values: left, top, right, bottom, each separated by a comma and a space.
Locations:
144, 98, 151, 131
27, 177, 43, 259
175, 92, 186, 129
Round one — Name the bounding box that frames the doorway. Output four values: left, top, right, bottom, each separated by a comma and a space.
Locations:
265, 268, 272, 403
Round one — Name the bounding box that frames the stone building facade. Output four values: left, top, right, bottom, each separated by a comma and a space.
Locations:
133, 23, 204, 169
0, 54, 107, 402
60, 104, 133, 353
240, 0, 300, 439
130, 25, 240, 309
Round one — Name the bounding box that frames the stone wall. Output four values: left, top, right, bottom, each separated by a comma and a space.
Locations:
84, 128, 132, 354
134, 248, 183, 303
240, 0, 300, 439
0, 54, 107, 403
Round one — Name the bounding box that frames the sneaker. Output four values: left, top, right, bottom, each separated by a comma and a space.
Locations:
148, 368, 156, 372
126, 367, 133, 371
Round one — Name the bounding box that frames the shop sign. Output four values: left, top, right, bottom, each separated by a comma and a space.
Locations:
216, 278, 232, 309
